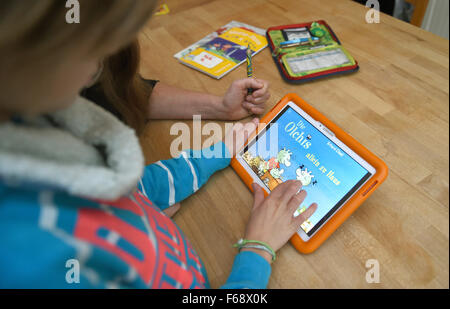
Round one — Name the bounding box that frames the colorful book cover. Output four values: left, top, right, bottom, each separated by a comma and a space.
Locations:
174, 21, 266, 59
175, 22, 268, 79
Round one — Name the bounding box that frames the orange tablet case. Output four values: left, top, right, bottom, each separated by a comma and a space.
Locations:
231, 93, 388, 254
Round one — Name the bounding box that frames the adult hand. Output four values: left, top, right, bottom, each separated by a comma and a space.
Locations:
241, 181, 317, 263
221, 78, 270, 120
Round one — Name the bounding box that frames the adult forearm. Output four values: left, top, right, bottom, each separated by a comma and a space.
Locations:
147, 82, 228, 120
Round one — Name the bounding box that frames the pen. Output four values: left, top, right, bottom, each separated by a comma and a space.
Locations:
246, 44, 254, 95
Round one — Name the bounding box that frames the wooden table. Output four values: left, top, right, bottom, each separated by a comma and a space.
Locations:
138, 0, 449, 288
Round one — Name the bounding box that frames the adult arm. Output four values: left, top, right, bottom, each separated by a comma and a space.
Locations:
147, 78, 270, 121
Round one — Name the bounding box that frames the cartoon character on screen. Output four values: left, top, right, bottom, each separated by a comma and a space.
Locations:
252, 157, 266, 176
261, 148, 292, 171
296, 165, 316, 187
258, 160, 269, 175
261, 167, 283, 190
242, 151, 251, 162
277, 148, 292, 167
242, 151, 255, 167
259, 148, 292, 190
263, 148, 292, 168
243, 151, 265, 177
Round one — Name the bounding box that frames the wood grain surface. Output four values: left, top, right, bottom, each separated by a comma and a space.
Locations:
138, 0, 449, 288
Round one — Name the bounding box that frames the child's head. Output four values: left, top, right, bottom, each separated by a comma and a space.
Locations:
0, 0, 157, 120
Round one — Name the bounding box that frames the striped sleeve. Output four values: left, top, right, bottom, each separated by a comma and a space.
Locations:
138, 141, 231, 210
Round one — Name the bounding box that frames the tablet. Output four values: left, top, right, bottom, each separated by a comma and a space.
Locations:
231, 94, 388, 253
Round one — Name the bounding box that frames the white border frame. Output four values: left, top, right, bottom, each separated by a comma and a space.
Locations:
235, 101, 376, 241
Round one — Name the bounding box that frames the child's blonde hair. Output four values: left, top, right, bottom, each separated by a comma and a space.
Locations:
0, 0, 158, 133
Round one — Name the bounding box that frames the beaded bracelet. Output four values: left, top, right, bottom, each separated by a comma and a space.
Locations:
233, 238, 276, 262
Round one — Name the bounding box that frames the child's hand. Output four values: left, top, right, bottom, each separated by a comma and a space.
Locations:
241, 181, 317, 263
224, 118, 259, 157
221, 78, 270, 120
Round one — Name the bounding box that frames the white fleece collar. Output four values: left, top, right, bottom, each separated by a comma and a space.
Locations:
0, 96, 144, 200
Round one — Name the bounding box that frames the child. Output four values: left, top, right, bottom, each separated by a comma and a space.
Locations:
0, 0, 316, 288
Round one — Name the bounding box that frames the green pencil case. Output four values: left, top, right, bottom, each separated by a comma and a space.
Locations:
266, 20, 359, 83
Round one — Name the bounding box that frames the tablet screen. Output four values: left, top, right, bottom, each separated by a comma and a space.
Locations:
239, 104, 373, 236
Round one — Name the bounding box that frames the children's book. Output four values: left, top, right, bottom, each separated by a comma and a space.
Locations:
174, 21, 268, 79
